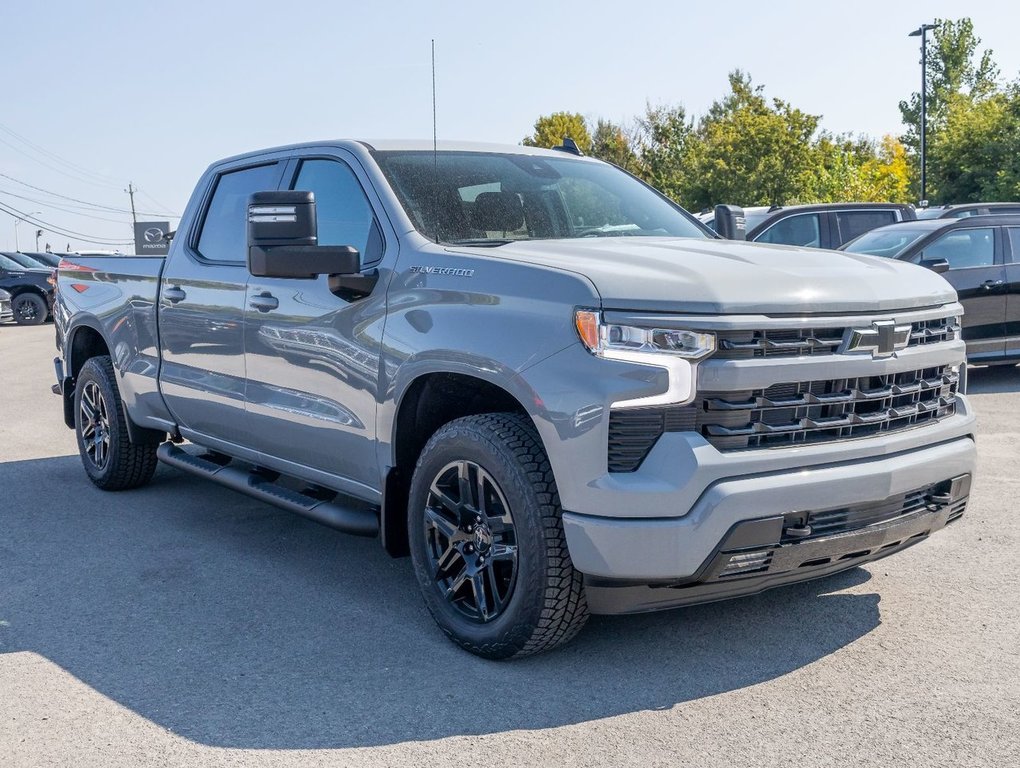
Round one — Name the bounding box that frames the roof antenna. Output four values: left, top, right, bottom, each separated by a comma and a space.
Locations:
431, 39, 440, 244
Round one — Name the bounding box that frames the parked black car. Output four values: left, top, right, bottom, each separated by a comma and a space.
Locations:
0, 252, 53, 325
700, 203, 917, 248
917, 202, 1020, 220
0, 288, 12, 323
18, 251, 62, 268
1, 251, 57, 269
841, 214, 1020, 364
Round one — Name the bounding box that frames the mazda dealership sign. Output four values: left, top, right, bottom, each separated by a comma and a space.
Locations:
134, 221, 170, 255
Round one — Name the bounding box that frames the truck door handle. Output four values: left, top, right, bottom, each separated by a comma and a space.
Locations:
982, 279, 1004, 290
164, 286, 187, 303
249, 292, 279, 312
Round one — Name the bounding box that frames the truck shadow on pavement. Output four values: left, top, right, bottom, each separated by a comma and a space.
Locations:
2, 455, 882, 749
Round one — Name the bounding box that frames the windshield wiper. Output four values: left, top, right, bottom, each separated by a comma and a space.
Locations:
446, 238, 514, 247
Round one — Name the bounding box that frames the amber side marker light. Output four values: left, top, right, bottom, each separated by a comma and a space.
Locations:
575, 310, 600, 352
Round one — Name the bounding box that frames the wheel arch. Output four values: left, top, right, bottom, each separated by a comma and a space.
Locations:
381, 369, 543, 558
62, 320, 163, 444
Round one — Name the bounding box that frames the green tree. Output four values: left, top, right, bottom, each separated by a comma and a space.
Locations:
928, 88, 1020, 202
522, 112, 592, 153
633, 104, 694, 204
685, 71, 819, 209
589, 119, 641, 174
899, 18, 1001, 199
810, 134, 911, 203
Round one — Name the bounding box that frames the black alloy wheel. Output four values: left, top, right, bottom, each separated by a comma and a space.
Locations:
79, 380, 111, 470
13, 293, 47, 325
408, 413, 589, 659
423, 459, 519, 623
73, 355, 160, 490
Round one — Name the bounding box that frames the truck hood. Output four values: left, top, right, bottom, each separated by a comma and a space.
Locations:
475, 237, 956, 314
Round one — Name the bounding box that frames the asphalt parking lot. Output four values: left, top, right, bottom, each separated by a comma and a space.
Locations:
1, 323, 1018, 767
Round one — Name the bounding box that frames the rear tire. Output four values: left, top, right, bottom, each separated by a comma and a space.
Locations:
74, 356, 159, 490
13, 293, 47, 325
408, 413, 589, 659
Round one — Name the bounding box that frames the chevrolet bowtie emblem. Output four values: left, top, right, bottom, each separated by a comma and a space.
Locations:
841, 320, 912, 357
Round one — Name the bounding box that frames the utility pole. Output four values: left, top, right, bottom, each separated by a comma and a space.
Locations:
125, 182, 138, 226
35, 229, 42, 251
909, 23, 937, 206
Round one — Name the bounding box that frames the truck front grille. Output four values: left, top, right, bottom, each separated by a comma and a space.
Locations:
715, 316, 959, 359
606, 364, 959, 470
699, 365, 959, 450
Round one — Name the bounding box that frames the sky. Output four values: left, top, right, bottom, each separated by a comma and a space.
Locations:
2, 0, 1019, 253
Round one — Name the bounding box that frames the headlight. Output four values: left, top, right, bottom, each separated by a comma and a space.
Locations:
574, 310, 715, 359
574, 310, 715, 408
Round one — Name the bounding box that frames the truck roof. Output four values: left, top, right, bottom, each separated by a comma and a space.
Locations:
214, 139, 593, 167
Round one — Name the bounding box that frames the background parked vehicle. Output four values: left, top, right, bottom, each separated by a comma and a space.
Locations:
917, 202, 1020, 220
700, 203, 917, 248
841, 214, 1020, 364
18, 251, 63, 268
0, 288, 12, 323
1, 251, 55, 270
0, 252, 53, 325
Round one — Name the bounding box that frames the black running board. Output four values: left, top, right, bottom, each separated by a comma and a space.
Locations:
156, 443, 379, 537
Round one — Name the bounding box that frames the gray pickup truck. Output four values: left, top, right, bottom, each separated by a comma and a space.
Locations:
53, 140, 976, 659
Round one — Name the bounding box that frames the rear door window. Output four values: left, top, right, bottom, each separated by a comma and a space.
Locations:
196, 163, 281, 263
754, 213, 821, 247
922, 228, 996, 269
835, 210, 898, 244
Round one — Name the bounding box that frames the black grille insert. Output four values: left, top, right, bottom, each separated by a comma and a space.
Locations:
716, 316, 959, 359
698, 365, 959, 450
606, 364, 959, 469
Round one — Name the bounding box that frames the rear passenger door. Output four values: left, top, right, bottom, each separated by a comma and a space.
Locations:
158, 160, 286, 447
916, 226, 1006, 360
1003, 227, 1020, 359
832, 210, 899, 248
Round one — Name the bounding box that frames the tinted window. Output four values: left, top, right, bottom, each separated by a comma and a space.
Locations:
0, 253, 27, 271
923, 228, 995, 268
835, 210, 897, 244
946, 209, 980, 219
292, 159, 381, 261
842, 227, 929, 258
197, 163, 280, 262
1007, 228, 1020, 262
755, 213, 821, 247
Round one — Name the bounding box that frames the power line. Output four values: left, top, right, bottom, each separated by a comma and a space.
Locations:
135, 186, 178, 217
0, 133, 125, 191
0, 188, 133, 224
0, 200, 134, 246
0, 172, 178, 217
0, 122, 126, 189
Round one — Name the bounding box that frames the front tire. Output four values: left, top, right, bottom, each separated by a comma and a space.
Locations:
74, 356, 159, 490
408, 413, 589, 659
13, 293, 47, 325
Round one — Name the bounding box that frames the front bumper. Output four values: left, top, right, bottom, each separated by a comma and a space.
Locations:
562, 434, 975, 591
582, 473, 969, 614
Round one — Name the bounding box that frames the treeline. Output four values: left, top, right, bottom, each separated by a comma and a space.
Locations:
522, 18, 1018, 211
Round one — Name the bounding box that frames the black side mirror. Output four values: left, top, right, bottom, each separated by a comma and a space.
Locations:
713, 204, 746, 240
919, 257, 950, 274
247, 190, 360, 278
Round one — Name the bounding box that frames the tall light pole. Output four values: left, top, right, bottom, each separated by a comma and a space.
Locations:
13, 211, 41, 251
909, 22, 937, 206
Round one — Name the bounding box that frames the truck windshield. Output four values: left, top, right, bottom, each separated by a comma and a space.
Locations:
372, 151, 708, 245
841, 227, 929, 258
